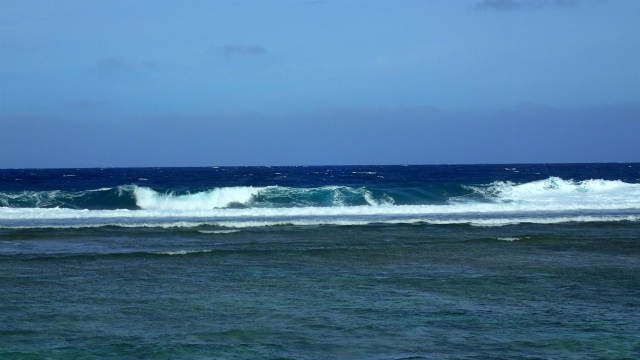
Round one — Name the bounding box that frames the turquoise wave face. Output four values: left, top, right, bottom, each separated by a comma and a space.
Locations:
2, 176, 639, 211
0, 186, 138, 210
0, 184, 447, 210
1, 165, 639, 229
0, 185, 398, 210
3, 166, 639, 360
133, 185, 402, 210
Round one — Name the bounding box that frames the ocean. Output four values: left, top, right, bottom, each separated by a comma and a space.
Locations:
1, 164, 639, 359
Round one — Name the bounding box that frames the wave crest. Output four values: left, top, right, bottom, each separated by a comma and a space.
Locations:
461, 177, 640, 207
1, 178, 638, 214
133, 185, 395, 210
134, 186, 261, 210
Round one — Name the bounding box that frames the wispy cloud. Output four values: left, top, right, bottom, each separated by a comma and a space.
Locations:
219, 44, 268, 58
97, 56, 128, 74
474, 0, 578, 11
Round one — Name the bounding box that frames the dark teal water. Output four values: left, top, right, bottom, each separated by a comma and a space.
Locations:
1, 164, 639, 358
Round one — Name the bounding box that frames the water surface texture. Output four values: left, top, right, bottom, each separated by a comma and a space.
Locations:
1, 164, 639, 359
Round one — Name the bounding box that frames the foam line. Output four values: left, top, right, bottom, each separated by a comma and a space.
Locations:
2, 199, 638, 220
1, 214, 638, 230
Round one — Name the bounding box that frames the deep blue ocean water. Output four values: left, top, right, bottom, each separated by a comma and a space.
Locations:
1, 164, 639, 359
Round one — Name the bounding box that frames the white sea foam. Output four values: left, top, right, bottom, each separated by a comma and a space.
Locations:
131, 184, 395, 209
134, 186, 263, 210
1, 178, 639, 228
462, 177, 640, 208
153, 249, 214, 256
1, 201, 638, 221
1, 214, 638, 230
88, 187, 113, 192
198, 230, 241, 234
363, 191, 395, 206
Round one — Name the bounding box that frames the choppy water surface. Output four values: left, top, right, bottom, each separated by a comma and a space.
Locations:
1, 164, 639, 358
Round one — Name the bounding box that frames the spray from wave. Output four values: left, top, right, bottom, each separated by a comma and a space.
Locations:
1, 177, 639, 228
134, 186, 261, 210
133, 185, 394, 210
459, 177, 640, 207
4, 177, 637, 212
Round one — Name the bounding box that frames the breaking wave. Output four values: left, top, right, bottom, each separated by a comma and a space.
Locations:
0, 185, 395, 210
462, 177, 639, 205
134, 186, 261, 210
1, 177, 639, 228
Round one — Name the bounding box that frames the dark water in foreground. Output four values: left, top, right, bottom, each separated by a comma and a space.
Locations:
1, 164, 639, 359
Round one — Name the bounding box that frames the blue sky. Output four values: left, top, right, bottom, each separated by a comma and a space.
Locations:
1, 0, 639, 167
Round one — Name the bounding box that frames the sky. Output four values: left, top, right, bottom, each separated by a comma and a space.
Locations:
1, 0, 639, 167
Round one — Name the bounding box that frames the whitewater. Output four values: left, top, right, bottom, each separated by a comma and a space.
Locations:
1, 175, 639, 228
3, 164, 640, 359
